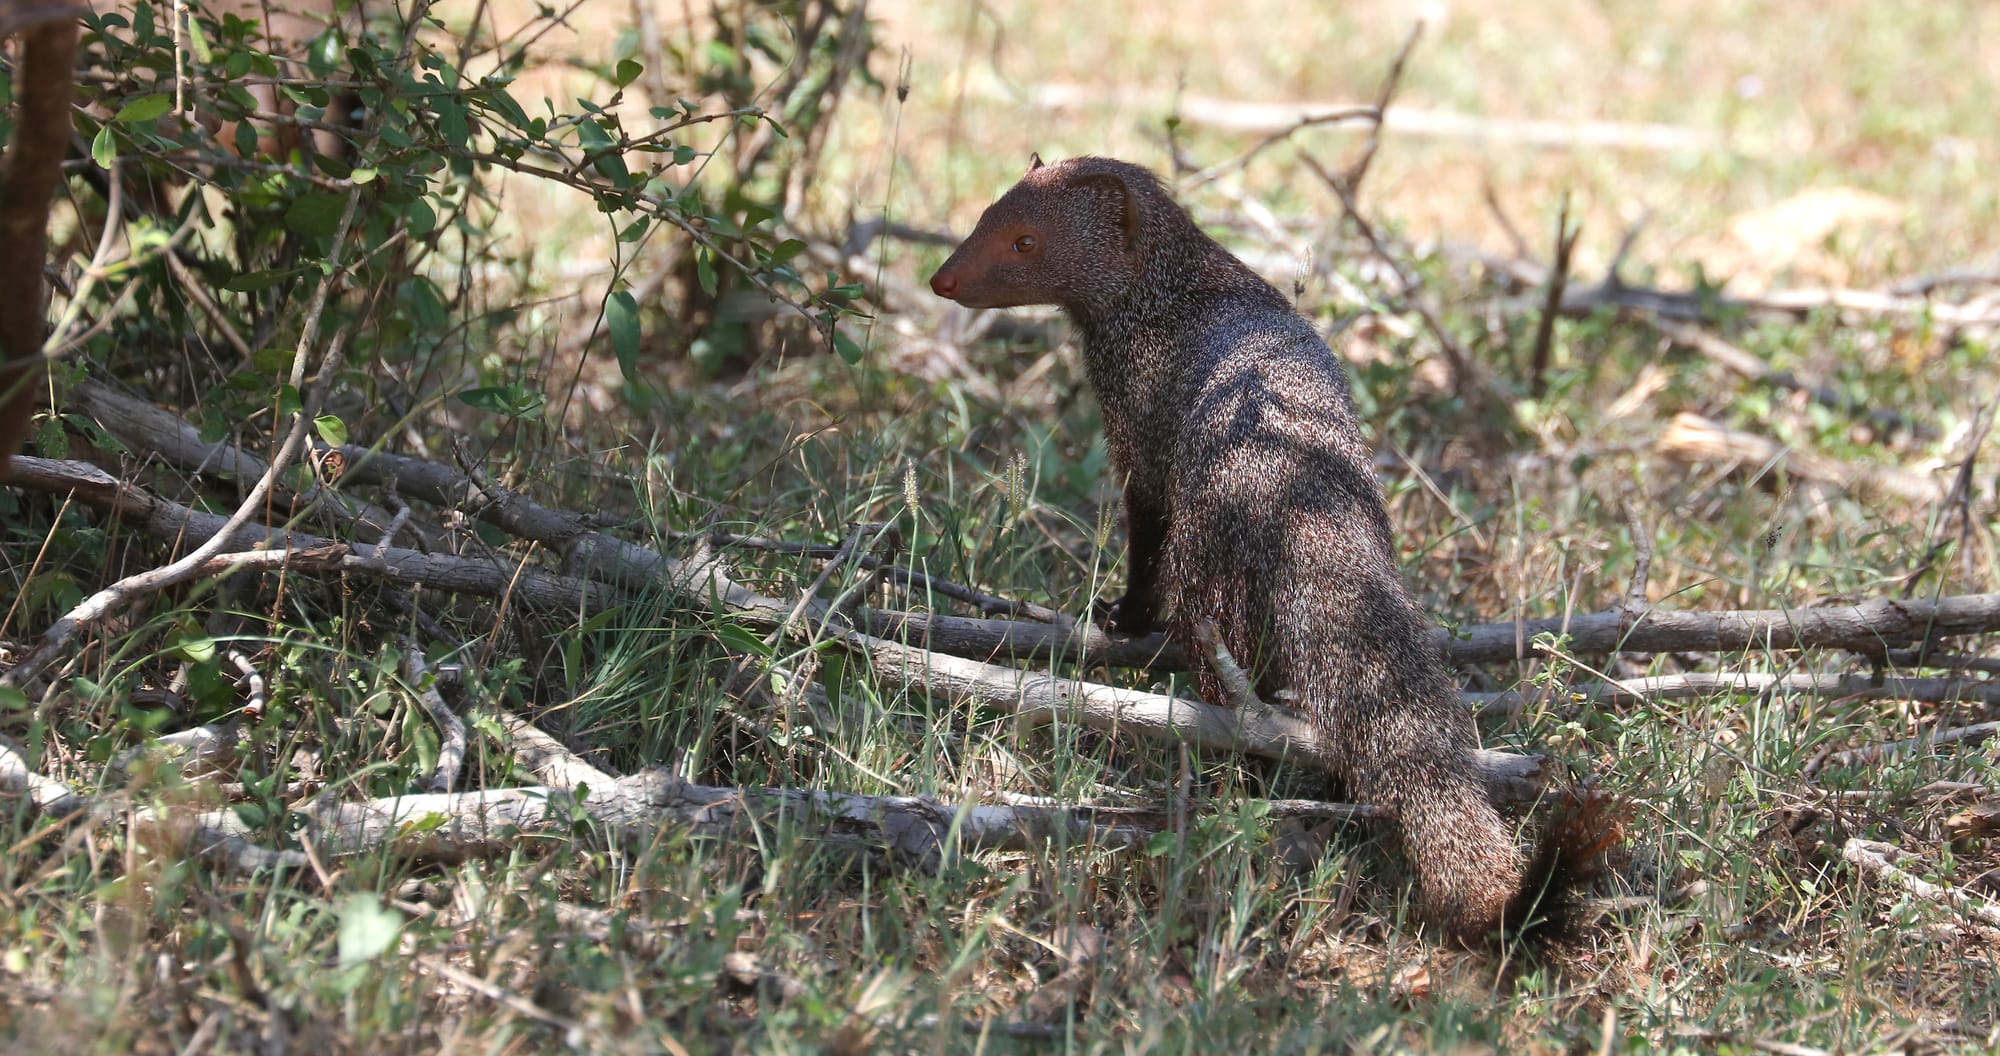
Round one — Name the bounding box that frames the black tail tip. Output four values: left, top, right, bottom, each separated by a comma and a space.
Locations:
1495, 790, 1625, 949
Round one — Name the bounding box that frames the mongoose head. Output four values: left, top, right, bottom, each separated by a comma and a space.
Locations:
928, 154, 1151, 314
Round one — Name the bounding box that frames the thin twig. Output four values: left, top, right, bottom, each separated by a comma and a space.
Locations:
1900, 402, 1994, 597
1300, 149, 1486, 400
1178, 105, 1379, 190
1336, 21, 1423, 195
703, 529, 1070, 623
1527, 192, 1579, 398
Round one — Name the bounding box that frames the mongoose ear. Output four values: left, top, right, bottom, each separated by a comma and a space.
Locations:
1028, 152, 1044, 171
1067, 172, 1140, 252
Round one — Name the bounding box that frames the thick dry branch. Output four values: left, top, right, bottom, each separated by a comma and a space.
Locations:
1821, 721, 2000, 772
12, 445, 1999, 688
183, 769, 1160, 867
0, 458, 616, 623
0, 733, 87, 817
60, 396, 1983, 677
1657, 412, 1944, 503
1557, 275, 2000, 330
6, 732, 308, 873
172, 769, 1381, 872
1467, 671, 2000, 715
1641, 319, 1936, 440
110, 722, 243, 782
834, 624, 1547, 805
478, 708, 616, 791
1843, 838, 2000, 929
1477, 246, 2000, 332
71, 379, 426, 547
858, 592, 2000, 670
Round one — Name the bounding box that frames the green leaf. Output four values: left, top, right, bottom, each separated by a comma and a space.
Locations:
34, 415, 66, 460
225, 268, 306, 293
336, 896, 404, 967
405, 197, 437, 237
832, 327, 864, 365
437, 97, 469, 148
284, 192, 347, 237
823, 280, 865, 304
770, 239, 808, 262
1144, 830, 1178, 857
715, 622, 771, 658
672, 144, 696, 165
172, 631, 217, 664
314, 414, 348, 446
456, 384, 546, 420
607, 290, 640, 381
349, 167, 378, 185
113, 94, 174, 124
695, 248, 718, 298
0, 686, 29, 712
405, 277, 447, 330
614, 58, 643, 87
91, 124, 115, 170
186, 16, 212, 63
574, 118, 633, 185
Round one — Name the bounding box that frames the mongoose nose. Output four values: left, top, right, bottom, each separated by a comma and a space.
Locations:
929, 269, 958, 300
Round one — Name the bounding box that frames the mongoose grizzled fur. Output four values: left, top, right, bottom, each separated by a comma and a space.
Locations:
930, 154, 1597, 943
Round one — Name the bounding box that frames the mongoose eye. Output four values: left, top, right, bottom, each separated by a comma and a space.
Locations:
1012, 235, 1037, 253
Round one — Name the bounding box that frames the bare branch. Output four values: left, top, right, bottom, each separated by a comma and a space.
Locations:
1178, 105, 1378, 190
1656, 412, 1945, 504
1527, 193, 1579, 398
1468, 671, 2000, 716
1844, 838, 2000, 929
1818, 720, 2000, 773
404, 638, 466, 792
1336, 21, 1423, 196
829, 622, 1547, 805
1643, 317, 1937, 440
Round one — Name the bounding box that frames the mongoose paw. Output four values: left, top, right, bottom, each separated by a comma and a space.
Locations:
1094, 594, 1158, 636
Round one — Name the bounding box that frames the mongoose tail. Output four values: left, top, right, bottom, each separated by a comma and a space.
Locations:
930, 155, 1614, 944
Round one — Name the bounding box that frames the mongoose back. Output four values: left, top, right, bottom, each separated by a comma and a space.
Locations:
930, 155, 1557, 943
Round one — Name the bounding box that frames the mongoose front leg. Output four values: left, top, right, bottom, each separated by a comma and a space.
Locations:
1101, 485, 1167, 635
